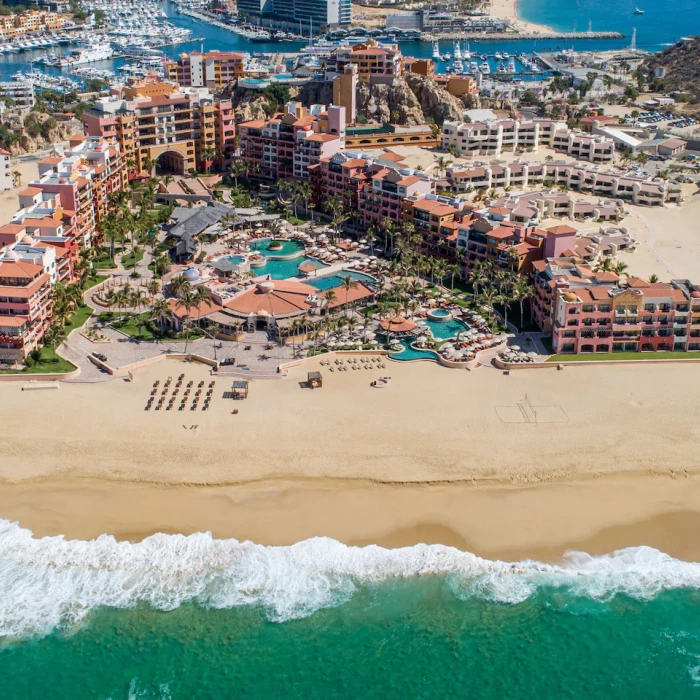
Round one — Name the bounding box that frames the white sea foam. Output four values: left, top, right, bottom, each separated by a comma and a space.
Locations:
0, 519, 699, 639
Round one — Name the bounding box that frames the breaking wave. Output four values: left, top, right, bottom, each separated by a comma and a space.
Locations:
0, 519, 698, 639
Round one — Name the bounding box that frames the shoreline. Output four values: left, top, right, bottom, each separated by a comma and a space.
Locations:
489, 0, 556, 36
2, 358, 700, 563
3, 472, 700, 563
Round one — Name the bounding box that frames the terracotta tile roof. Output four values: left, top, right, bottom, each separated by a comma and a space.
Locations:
0, 258, 43, 278
166, 298, 222, 320
547, 225, 577, 236
19, 187, 42, 197
224, 280, 317, 316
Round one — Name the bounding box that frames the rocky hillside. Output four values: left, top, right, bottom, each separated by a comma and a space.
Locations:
0, 112, 80, 156
230, 75, 474, 126
645, 36, 700, 104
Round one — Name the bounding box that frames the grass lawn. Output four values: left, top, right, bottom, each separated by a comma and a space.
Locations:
83, 274, 108, 291
547, 351, 700, 362
121, 250, 145, 270
93, 258, 117, 270
101, 312, 204, 342
0, 346, 76, 375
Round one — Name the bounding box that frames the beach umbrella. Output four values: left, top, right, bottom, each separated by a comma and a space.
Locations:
528, 352, 538, 359
511, 345, 521, 351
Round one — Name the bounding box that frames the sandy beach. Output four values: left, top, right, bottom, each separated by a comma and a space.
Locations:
1, 359, 700, 560
489, 0, 554, 35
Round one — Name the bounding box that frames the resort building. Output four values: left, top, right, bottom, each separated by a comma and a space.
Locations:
82, 80, 236, 176
484, 191, 624, 224
551, 278, 700, 354
455, 217, 551, 274
359, 159, 433, 227
167, 277, 375, 338
441, 117, 615, 164
324, 42, 404, 84
0, 251, 52, 362
16, 134, 126, 253
238, 102, 346, 182
165, 51, 247, 89
445, 159, 683, 206
332, 64, 358, 124
401, 192, 471, 261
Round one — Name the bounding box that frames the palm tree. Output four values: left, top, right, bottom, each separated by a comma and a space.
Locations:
150, 298, 171, 330
176, 285, 197, 352
613, 261, 629, 278
470, 260, 489, 305
11, 170, 21, 187
435, 156, 453, 177
323, 289, 337, 317
512, 276, 534, 330
594, 257, 614, 273
339, 275, 359, 319
648, 274, 659, 283
228, 159, 246, 190
201, 146, 217, 175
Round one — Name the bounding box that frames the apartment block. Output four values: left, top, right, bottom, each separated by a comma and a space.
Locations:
238, 102, 345, 182
0, 79, 34, 108
0, 10, 71, 38
359, 161, 433, 227
165, 51, 247, 88
446, 159, 682, 206
18, 134, 126, 252
551, 279, 700, 354
442, 117, 615, 164
324, 42, 404, 84
237, 0, 351, 28
83, 80, 236, 176
0, 251, 52, 362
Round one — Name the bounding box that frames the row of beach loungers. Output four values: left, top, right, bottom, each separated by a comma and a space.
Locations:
319, 357, 387, 372
146, 375, 216, 411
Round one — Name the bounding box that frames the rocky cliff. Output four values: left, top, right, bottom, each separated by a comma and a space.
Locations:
1, 113, 80, 157
230, 75, 469, 126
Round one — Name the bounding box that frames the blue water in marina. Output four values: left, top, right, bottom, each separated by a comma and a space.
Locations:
7, 0, 700, 82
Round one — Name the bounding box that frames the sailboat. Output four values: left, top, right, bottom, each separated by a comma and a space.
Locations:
463, 41, 471, 61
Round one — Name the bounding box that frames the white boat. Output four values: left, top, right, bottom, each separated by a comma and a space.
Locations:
454, 59, 464, 73
634, 7, 645, 14
503, 52, 510, 59
453, 41, 462, 60
443, 52, 451, 61
463, 41, 471, 61
507, 57, 516, 73
470, 61, 479, 73
480, 61, 490, 74
58, 42, 114, 67
495, 52, 503, 60
432, 40, 440, 59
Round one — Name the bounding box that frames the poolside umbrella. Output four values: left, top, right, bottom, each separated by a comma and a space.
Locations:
528, 352, 538, 359
511, 345, 520, 351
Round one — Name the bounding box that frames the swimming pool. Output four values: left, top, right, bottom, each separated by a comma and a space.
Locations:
420, 318, 469, 340
251, 239, 305, 257
255, 257, 327, 280
388, 317, 469, 362
307, 271, 375, 292
389, 338, 439, 362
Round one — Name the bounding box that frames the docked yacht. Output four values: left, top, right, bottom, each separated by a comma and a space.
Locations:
453, 41, 462, 60
454, 59, 464, 73
432, 41, 440, 59
480, 61, 490, 74
58, 42, 114, 67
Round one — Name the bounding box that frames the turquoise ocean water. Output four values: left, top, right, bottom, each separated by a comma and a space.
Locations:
1, 522, 700, 698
